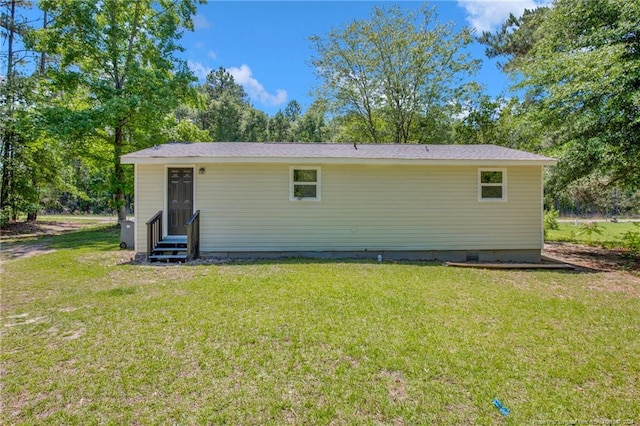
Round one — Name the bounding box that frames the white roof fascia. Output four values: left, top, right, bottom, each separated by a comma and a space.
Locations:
121, 156, 557, 166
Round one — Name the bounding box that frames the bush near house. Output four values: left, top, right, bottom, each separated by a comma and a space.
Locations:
621, 222, 640, 254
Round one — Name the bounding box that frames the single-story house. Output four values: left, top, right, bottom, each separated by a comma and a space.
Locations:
121, 142, 556, 262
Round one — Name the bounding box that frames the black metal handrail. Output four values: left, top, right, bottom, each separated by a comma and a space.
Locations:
146, 210, 163, 260
186, 210, 200, 261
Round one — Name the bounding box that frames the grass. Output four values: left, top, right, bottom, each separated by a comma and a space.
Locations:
1, 227, 639, 424
546, 221, 638, 246
36, 214, 119, 222
8, 214, 120, 225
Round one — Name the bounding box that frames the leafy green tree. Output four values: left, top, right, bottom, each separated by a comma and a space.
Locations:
412, 104, 457, 145
551, 177, 640, 217
1, 0, 57, 222
203, 67, 249, 104
240, 108, 269, 142
294, 100, 328, 142
482, 0, 640, 190
267, 111, 291, 142
161, 102, 211, 143
199, 68, 300, 143
161, 118, 212, 143
208, 98, 244, 141
284, 100, 301, 124
310, 4, 480, 143
478, 7, 549, 72
200, 67, 254, 142
33, 0, 203, 220
451, 96, 545, 151
453, 97, 503, 145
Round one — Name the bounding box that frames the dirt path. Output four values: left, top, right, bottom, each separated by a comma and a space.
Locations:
0, 218, 117, 261
543, 241, 639, 275
1, 217, 117, 239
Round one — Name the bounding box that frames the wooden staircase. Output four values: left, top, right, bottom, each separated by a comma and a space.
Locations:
146, 210, 200, 263
148, 235, 188, 263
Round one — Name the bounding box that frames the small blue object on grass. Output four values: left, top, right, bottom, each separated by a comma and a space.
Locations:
492, 398, 510, 416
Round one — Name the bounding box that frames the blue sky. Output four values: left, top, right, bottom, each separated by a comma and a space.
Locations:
182, 1, 550, 115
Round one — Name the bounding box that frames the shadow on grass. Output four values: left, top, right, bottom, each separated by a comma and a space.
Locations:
46, 225, 120, 251
125, 255, 601, 275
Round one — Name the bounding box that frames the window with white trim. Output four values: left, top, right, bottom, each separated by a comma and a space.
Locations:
290, 167, 321, 201
478, 169, 506, 201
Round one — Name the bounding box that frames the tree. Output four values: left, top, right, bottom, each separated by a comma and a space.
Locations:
1, 0, 25, 221
203, 66, 248, 104
200, 67, 252, 141
478, 7, 549, 72
1, 0, 54, 223
451, 96, 544, 151
309, 4, 480, 144
34, 0, 203, 220
162, 103, 212, 143
284, 100, 301, 123
267, 111, 291, 142
481, 0, 640, 190
551, 178, 640, 217
161, 118, 212, 143
294, 99, 328, 142
240, 108, 268, 142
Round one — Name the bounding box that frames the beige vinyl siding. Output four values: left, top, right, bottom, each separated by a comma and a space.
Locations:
193, 163, 543, 252
134, 164, 165, 253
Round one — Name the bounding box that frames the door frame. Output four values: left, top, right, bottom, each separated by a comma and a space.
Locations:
164, 164, 197, 236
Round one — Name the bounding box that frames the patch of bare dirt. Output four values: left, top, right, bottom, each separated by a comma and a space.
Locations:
0, 218, 115, 262
378, 370, 408, 402
1, 244, 56, 260
1, 220, 87, 239
543, 242, 640, 275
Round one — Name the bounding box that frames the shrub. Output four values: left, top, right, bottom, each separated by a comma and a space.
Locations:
0, 207, 10, 229
620, 222, 640, 254
576, 221, 604, 242
544, 207, 560, 231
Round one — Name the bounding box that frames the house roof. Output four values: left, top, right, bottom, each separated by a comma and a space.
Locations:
121, 142, 556, 166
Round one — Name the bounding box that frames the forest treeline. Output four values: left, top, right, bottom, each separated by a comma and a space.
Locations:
1, 0, 638, 225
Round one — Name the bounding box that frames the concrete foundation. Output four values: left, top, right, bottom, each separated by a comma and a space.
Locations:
198, 249, 542, 263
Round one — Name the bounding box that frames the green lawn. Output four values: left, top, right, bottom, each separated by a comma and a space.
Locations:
547, 220, 639, 246
36, 214, 119, 223
1, 226, 639, 424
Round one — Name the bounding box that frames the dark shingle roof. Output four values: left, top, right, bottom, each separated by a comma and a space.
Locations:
121, 142, 555, 164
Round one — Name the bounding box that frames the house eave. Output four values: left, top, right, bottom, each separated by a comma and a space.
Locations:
121, 156, 557, 167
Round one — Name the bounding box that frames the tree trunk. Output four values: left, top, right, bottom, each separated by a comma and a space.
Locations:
0, 135, 13, 210
1, 0, 17, 212
110, 0, 141, 222
114, 125, 127, 221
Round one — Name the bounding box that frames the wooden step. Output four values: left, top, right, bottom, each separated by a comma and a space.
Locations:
149, 235, 189, 263
149, 254, 188, 263
155, 241, 187, 250
161, 235, 187, 244
152, 247, 188, 254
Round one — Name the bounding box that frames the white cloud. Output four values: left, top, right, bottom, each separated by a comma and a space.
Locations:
457, 0, 550, 33
207, 50, 217, 60
227, 64, 288, 107
187, 60, 212, 81
193, 14, 212, 30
